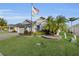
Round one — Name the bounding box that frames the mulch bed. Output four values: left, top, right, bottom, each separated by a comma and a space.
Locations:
42, 35, 62, 40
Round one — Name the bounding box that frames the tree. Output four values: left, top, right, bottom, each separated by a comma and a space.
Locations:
0, 18, 7, 31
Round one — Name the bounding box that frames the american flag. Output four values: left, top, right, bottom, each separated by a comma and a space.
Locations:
32, 5, 39, 16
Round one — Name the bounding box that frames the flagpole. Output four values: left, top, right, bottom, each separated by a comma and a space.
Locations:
31, 3, 33, 34
30, 3, 39, 34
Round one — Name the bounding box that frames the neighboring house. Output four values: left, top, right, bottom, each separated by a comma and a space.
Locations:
32, 17, 47, 32
8, 24, 16, 32
22, 19, 32, 32
8, 19, 32, 34
75, 27, 79, 36
15, 19, 32, 34
69, 24, 79, 36
15, 23, 25, 34
72, 26, 79, 36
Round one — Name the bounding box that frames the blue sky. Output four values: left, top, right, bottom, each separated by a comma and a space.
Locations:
0, 3, 31, 24
34, 3, 79, 26
0, 3, 79, 26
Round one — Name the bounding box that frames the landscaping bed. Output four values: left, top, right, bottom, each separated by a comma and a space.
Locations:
42, 35, 61, 40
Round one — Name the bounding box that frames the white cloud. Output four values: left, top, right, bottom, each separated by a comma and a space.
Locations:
0, 9, 28, 16
0, 9, 28, 19
0, 15, 30, 24
0, 9, 15, 15
0, 15, 30, 20
5, 16, 28, 19
0, 9, 12, 12
0, 16, 4, 18
0, 9, 13, 13
0, 9, 30, 24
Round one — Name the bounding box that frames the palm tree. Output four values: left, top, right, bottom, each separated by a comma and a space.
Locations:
69, 17, 79, 33
46, 16, 53, 33
55, 15, 68, 37
43, 16, 56, 35
56, 15, 68, 31
43, 15, 69, 36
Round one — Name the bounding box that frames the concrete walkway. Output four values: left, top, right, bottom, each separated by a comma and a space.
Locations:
0, 33, 18, 40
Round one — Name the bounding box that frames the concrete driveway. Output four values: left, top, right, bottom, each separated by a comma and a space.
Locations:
0, 33, 18, 40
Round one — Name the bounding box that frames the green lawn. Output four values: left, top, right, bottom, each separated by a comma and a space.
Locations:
0, 35, 79, 56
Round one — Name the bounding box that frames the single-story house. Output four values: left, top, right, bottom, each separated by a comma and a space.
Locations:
8, 19, 32, 34
15, 20, 32, 34
8, 24, 16, 32
32, 17, 47, 32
